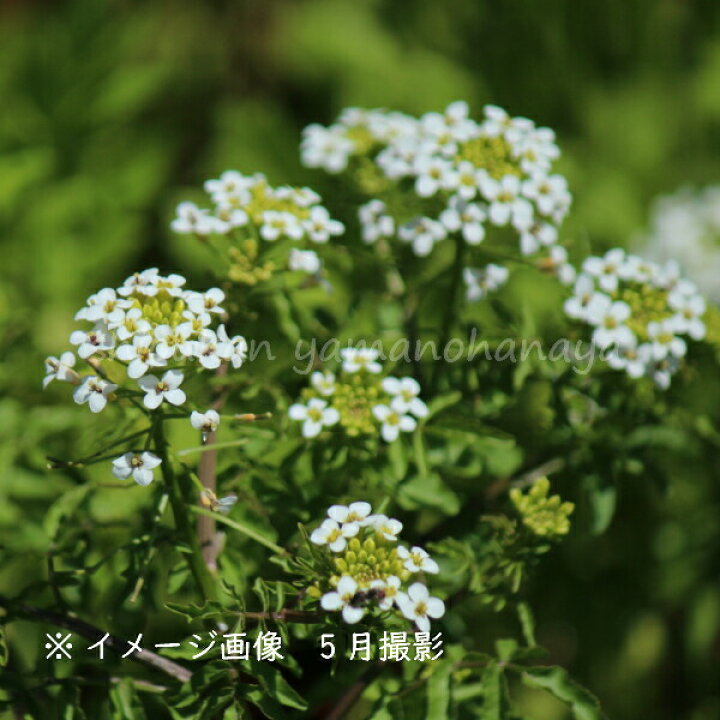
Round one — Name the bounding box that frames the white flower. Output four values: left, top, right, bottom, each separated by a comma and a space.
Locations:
320, 576, 364, 624
414, 156, 453, 197
668, 291, 706, 340
310, 371, 336, 396
480, 174, 531, 227
113, 308, 152, 341
73, 376, 117, 413
154, 273, 187, 297
75, 288, 127, 324
171, 202, 218, 235
522, 173, 570, 216
116, 334, 166, 379
213, 206, 250, 233
482, 104, 514, 137
439, 196, 486, 245
397, 546, 439, 574
647, 319, 687, 360
358, 200, 395, 244
585, 295, 634, 349
606, 340, 652, 379
43, 352, 78, 389
177, 310, 212, 337
396, 582, 445, 632
111, 451, 162, 486
289, 249, 321, 274
187, 288, 226, 316
260, 210, 304, 241
69, 322, 115, 359
192, 329, 233, 370
563, 275, 596, 320
154, 324, 193, 360
398, 217, 447, 256
582, 249, 626, 293
138, 370, 186, 410
204, 169, 253, 201
191, 409, 221, 434
381, 377, 428, 418
371, 575, 402, 610
216, 325, 248, 369
288, 398, 340, 438
519, 221, 558, 255
311, 518, 359, 552
367, 514, 403, 542
543, 246, 576, 285
301, 124, 355, 173
373, 398, 417, 442
340, 348, 382, 374
302, 206, 344, 243
117, 268, 160, 297
327, 502, 372, 528
463, 264, 509, 302
442, 161, 483, 200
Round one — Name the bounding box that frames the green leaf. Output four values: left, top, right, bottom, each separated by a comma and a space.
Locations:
397, 473, 460, 515
426, 662, 453, 719
583, 476, 617, 535
517, 602, 537, 647
520, 666, 606, 720
249, 659, 308, 711
479, 661, 507, 720
0, 625, 7, 668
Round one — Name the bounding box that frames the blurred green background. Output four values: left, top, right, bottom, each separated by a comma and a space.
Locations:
1, 1, 720, 718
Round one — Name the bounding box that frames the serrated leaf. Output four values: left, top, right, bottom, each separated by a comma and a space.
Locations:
520, 666, 606, 720
249, 659, 307, 711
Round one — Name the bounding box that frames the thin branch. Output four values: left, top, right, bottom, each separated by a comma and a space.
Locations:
177, 438, 249, 457
198, 364, 229, 572
325, 664, 386, 720
233, 609, 323, 623
190, 506, 287, 556
0, 595, 192, 684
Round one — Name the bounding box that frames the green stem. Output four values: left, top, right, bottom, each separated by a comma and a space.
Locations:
177, 438, 249, 457
190, 506, 286, 556
152, 417, 217, 604
431, 233, 466, 393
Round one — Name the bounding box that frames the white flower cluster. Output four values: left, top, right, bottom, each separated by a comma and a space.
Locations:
43, 268, 247, 413
171, 170, 344, 276
310, 502, 444, 631
564, 249, 707, 388
301, 102, 570, 262
288, 349, 428, 441
636, 185, 720, 301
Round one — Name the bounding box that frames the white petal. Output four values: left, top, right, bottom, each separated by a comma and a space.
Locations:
138, 375, 158, 392
342, 606, 365, 624
408, 583, 429, 603
164, 388, 186, 406
302, 420, 323, 438
88, 393, 107, 413
426, 598, 446, 618
327, 505, 349, 523
382, 423, 400, 442
288, 404, 307, 420
141, 452, 162, 469
133, 467, 154, 486
163, 370, 184, 388
320, 592, 343, 611
143, 392, 163, 410
336, 576, 358, 596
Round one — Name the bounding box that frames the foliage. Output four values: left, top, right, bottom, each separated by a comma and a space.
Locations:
2, 2, 720, 720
